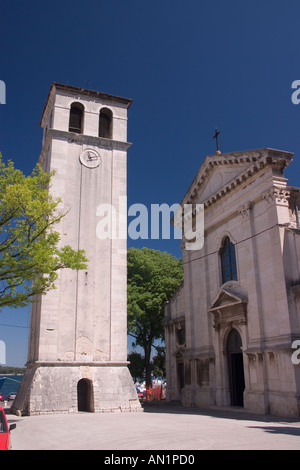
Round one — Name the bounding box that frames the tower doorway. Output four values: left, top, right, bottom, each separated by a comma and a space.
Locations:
226, 329, 245, 406
77, 379, 94, 412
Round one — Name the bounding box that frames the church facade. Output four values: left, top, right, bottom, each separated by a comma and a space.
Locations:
164, 148, 300, 417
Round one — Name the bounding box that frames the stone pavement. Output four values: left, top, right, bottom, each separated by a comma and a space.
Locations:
6, 402, 300, 450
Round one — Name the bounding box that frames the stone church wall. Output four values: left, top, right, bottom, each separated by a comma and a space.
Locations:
165, 148, 300, 417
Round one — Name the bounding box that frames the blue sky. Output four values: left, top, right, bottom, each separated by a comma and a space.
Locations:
1, 0, 300, 366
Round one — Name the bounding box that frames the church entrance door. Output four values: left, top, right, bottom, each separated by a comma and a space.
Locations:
226, 329, 245, 407
77, 379, 94, 412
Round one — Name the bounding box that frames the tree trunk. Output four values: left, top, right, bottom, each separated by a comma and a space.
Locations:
144, 336, 153, 388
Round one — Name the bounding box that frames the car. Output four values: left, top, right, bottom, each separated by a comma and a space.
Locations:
136, 389, 144, 399
0, 394, 4, 402
7, 393, 17, 401
135, 386, 146, 400
0, 406, 16, 450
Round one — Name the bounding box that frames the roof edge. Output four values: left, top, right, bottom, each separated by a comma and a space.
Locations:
180, 147, 294, 206
52, 82, 133, 107
40, 82, 133, 126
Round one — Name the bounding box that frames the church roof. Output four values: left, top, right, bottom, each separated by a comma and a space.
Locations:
179, 147, 294, 209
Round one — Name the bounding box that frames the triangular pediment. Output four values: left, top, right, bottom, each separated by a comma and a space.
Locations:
181, 148, 293, 207
209, 286, 248, 312
209, 285, 248, 329
199, 164, 248, 202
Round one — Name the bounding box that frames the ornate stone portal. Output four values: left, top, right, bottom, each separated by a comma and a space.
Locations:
12, 83, 141, 415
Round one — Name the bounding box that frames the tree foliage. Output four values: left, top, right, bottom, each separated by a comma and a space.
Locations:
0, 155, 88, 309
127, 351, 145, 382
127, 247, 183, 386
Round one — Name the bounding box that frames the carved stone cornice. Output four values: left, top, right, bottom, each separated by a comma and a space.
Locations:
238, 202, 252, 218
181, 148, 293, 210
46, 128, 132, 151
262, 187, 290, 205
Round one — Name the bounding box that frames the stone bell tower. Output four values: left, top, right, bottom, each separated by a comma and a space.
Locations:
12, 83, 141, 415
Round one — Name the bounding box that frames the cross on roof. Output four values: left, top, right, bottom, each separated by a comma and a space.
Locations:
213, 128, 221, 153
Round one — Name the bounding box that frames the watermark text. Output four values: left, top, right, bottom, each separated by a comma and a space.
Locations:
291, 340, 300, 365
0, 81, 6, 104
291, 80, 300, 105
0, 340, 6, 365
96, 197, 204, 251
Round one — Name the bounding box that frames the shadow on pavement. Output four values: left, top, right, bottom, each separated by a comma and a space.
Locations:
142, 401, 300, 425
247, 425, 300, 437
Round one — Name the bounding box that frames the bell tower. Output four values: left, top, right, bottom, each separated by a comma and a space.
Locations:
13, 83, 141, 415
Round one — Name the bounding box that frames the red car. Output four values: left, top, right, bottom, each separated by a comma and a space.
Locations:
0, 406, 16, 450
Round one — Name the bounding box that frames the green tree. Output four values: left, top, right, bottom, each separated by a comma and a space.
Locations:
127, 351, 145, 382
127, 247, 183, 388
0, 155, 88, 309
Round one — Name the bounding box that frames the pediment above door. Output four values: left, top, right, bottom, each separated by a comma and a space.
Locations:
209, 285, 248, 330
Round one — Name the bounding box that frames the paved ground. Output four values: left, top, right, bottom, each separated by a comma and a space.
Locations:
6, 402, 300, 450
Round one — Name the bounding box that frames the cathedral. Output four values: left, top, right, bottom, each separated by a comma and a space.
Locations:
164, 147, 300, 417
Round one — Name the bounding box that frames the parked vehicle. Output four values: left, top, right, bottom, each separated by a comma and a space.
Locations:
0, 394, 4, 402
7, 393, 16, 401
0, 406, 16, 450
135, 386, 146, 400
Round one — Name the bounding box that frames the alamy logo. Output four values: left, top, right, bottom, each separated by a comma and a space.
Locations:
0, 340, 6, 365
96, 197, 204, 251
291, 340, 300, 365
0, 81, 6, 104
291, 80, 300, 105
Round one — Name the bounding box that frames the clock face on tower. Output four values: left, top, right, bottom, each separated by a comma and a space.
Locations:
79, 149, 101, 168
